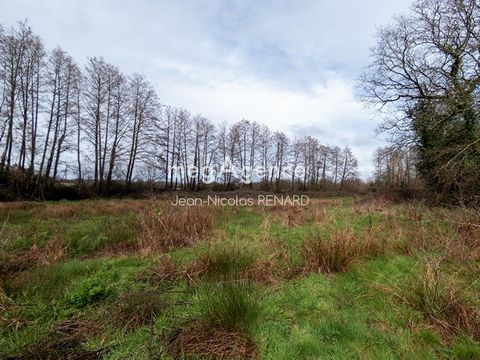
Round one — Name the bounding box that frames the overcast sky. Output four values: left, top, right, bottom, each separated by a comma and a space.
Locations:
1, 0, 411, 178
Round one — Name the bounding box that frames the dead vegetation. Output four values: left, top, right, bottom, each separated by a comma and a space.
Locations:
186, 242, 280, 285
0, 199, 147, 221
386, 259, 480, 342
398, 205, 480, 261
351, 195, 394, 215
0, 289, 24, 331
301, 229, 388, 274
166, 322, 257, 360
166, 280, 260, 360
32, 199, 147, 219
138, 202, 214, 255
0, 234, 67, 279
257, 199, 331, 228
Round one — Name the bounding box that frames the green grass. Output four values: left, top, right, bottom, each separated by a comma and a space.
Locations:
1, 197, 479, 359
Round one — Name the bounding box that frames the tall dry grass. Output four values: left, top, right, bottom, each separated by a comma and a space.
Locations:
255, 198, 333, 229
301, 228, 388, 274
138, 202, 214, 255
388, 259, 480, 341
32, 199, 147, 219
400, 204, 480, 261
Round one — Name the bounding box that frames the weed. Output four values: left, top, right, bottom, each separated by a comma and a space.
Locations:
65, 275, 113, 309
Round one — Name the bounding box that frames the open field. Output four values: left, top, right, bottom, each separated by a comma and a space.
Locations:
1, 196, 479, 359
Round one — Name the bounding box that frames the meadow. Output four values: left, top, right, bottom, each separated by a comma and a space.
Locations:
0, 195, 479, 359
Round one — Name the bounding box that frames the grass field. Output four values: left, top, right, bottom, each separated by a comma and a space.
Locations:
1, 196, 479, 359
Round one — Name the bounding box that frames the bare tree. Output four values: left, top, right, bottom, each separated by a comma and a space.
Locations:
83, 57, 108, 188
36, 47, 79, 190
339, 146, 359, 189
0, 22, 32, 175
125, 73, 159, 185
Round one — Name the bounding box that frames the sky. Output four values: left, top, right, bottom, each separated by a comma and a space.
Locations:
0, 0, 411, 179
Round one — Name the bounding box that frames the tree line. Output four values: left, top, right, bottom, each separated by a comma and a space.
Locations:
373, 146, 420, 189
0, 21, 359, 198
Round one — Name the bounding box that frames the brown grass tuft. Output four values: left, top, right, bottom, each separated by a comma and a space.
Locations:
400, 206, 480, 261
138, 202, 214, 255
351, 195, 393, 215
167, 322, 257, 360
185, 242, 280, 285
301, 230, 357, 274
257, 201, 329, 228
387, 260, 480, 342
242, 259, 280, 286
0, 234, 67, 280
282, 206, 305, 228
301, 229, 387, 274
